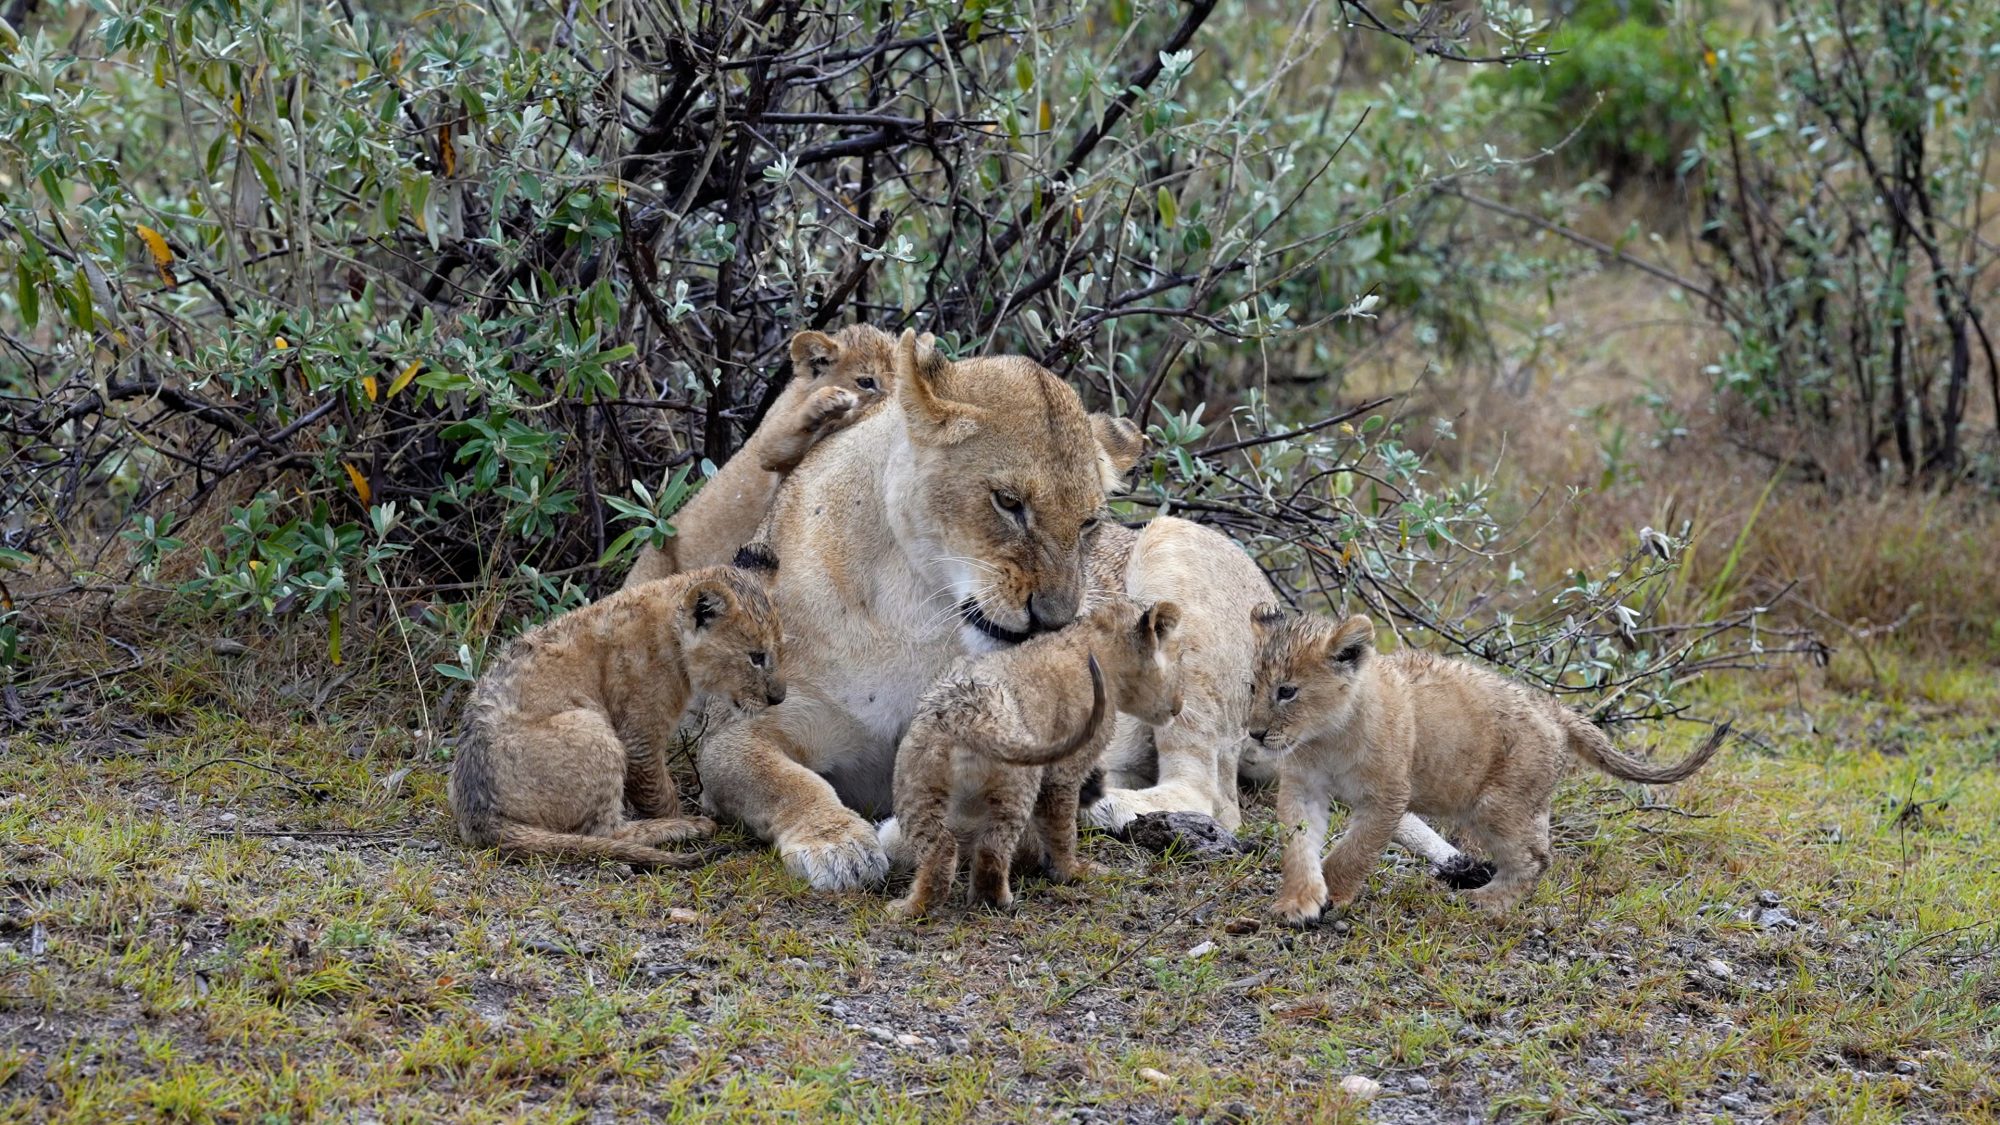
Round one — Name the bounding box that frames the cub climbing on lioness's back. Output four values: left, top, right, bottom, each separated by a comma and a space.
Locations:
886, 595, 1185, 920
1247, 607, 1730, 921
450, 554, 787, 870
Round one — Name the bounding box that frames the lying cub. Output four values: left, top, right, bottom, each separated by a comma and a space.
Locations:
888, 597, 1185, 919
450, 555, 786, 869
1248, 607, 1729, 920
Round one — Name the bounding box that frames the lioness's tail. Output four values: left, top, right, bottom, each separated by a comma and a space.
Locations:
978, 655, 1109, 767
1561, 711, 1731, 784
495, 822, 714, 869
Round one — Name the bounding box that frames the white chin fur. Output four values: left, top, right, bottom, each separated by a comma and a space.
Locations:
957, 624, 1010, 655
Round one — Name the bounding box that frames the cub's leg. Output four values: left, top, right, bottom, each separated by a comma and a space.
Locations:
623, 736, 683, 819
1034, 759, 1108, 883
758, 385, 861, 472
1320, 791, 1409, 909
887, 734, 959, 921
696, 687, 889, 890
967, 771, 1040, 912
489, 710, 713, 868
1463, 797, 1553, 915
1271, 768, 1335, 925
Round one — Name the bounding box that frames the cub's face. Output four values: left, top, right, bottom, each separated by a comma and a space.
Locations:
890, 331, 1144, 653
1247, 608, 1375, 755
677, 566, 787, 718
788, 324, 902, 410
1110, 600, 1186, 727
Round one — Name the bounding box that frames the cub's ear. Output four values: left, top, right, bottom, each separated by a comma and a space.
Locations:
682, 576, 736, 632
1089, 413, 1146, 490
789, 330, 841, 381
731, 542, 779, 584
1325, 614, 1376, 667
1250, 602, 1288, 633
895, 328, 984, 446
1139, 601, 1181, 649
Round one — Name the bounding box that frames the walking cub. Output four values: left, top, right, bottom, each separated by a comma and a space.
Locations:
450, 557, 786, 869
623, 325, 903, 586
888, 596, 1185, 919
1248, 608, 1729, 921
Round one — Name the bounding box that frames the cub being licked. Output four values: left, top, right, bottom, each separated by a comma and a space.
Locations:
886, 596, 1185, 920
1248, 607, 1730, 921
622, 325, 901, 587
449, 556, 786, 869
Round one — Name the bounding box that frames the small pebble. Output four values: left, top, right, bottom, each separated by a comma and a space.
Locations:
1404, 1075, 1431, 1094
948, 1036, 971, 1055
667, 908, 703, 924
1718, 1093, 1750, 1112
1895, 1060, 1918, 1075
1337, 1075, 1381, 1102
1703, 958, 1733, 980
895, 1033, 923, 1048
1224, 917, 1261, 935
1756, 889, 1782, 908
866, 1026, 895, 1044
1186, 940, 1217, 959
1137, 1066, 1174, 1086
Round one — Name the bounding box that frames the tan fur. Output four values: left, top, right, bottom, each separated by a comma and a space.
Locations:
1248, 608, 1730, 921
623, 325, 900, 586
448, 565, 786, 869
888, 597, 1184, 919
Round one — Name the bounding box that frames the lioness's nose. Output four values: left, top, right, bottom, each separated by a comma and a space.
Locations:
766, 681, 787, 706
1027, 588, 1078, 634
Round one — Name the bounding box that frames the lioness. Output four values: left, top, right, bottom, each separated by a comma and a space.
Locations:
1248, 607, 1730, 920
689, 328, 1472, 889
888, 596, 1184, 919
623, 325, 898, 587
449, 560, 785, 869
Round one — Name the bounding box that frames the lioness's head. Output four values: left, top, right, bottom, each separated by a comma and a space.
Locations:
678, 552, 786, 716
1246, 606, 1376, 755
889, 329, 1144, 651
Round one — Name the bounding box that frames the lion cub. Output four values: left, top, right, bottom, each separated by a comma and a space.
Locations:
450, 556, 786, 869
888, 597, 1185, 919
624, 325, 902, 586
1248, 608, 1729, 920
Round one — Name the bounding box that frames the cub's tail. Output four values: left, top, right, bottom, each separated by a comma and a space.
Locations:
978, 655, 1109, 767
494, 822, 718, 870
1561, 711, 1731, 785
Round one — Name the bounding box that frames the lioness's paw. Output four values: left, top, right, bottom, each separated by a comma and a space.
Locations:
778, 816, 889, 891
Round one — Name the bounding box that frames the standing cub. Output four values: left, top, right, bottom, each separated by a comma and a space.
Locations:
1248, 608, 1729, 920
450, 558, 786, 869
888, 597, 1185, 919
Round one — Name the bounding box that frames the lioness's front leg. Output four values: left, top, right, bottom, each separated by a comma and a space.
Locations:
696, 688, 889, 890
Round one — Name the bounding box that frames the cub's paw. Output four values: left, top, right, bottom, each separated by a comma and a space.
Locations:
885, 894, 930, 923
1051, 858, 1111, 884
1270, 888, 1327, 928
801, 385, 861, 431
778, 813, 889, 891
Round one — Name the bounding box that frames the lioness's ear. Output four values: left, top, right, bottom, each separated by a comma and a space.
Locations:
1139, 601, 1181, 649
895, 328, 983, 445
1325, 614, 1375, 667
683, 577, 735, 632
1089, 413, 1146, 489
789, 330, 841, 381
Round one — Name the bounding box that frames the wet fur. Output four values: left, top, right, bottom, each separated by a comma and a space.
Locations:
449, 566, 786, 870
887, 597, 1184, 919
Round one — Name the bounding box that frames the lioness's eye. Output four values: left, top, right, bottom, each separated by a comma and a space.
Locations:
1276, 684, 1298, 703
1080, 515, 1101, 532
992, 490, 1026, 522
748, 651, 768, 669
855, 376, 878, 391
